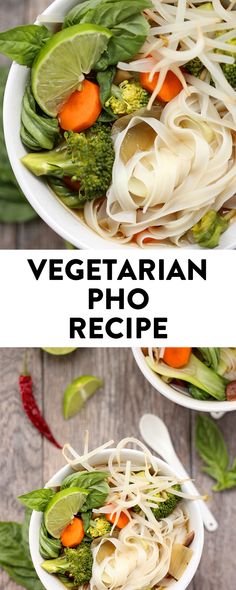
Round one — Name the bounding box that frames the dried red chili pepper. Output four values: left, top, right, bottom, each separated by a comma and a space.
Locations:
19, 370, 62, 449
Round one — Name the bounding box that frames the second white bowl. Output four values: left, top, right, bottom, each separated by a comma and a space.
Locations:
133, 348, 236, 413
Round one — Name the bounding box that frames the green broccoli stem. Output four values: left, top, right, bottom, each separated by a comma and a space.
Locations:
146, 353, 227, 400
41, 555, 68, 575
22, 144, 74, 177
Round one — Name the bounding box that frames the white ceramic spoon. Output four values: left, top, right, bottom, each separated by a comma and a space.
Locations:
139, 413, 218, 532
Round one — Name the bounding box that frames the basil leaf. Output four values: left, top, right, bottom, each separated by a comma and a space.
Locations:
39, 522, 61, 559
0, 520, 44, 590
0, 66, 37, 222
96, 68, 117, 121
81, 481, 110, 511
81, 510, 93, 532
64, 0, 151, 69
195, 414, 229, 472
0, 25, 52, 66
61, 471, 109, 489
18, 488, 55, 511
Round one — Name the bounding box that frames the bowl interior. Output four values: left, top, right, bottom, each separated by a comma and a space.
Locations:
29, 448, 204, 590
133, 348, 236, 413
3, 0, 236, 249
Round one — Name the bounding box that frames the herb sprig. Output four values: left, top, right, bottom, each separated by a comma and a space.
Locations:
195, 414, 236, 491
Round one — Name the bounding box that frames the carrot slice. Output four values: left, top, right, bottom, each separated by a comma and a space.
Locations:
106, 509, 129, 529
163, 348, 192, 368
61, 517, 84, 547
59, 80, 102, 132
140, 71, 183, 102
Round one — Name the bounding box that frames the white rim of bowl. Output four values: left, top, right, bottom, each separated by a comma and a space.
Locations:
132, 347, 236, 412
29, 448, 204, 590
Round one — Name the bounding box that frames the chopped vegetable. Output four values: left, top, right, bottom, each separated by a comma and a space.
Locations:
21, 85, 60, 151
163, 348, 192, 369
59, 80, 102, 132
146, 353, 226, 400
152, 485, 181, 520
22, 122, 115, 203
41, 542, 93, 584
87, 517, 112, 538
39, 522, 62, 559
184, 57, 205, 78
169, 544, 193, 580
61, 517, 84, 547
105, 80, 149, 115
197, 348, 220, 372
140, 70, 183, 102
106, 509, 130, 528
192, 210, 229, 248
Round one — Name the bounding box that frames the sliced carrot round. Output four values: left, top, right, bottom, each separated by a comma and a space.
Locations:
163, 348, 192, 368
59, 80, 102, 132
61, 516, 84, 547
106, 509, 129, 529
140, 71, 183, 102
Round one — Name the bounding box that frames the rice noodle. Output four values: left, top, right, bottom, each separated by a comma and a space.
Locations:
84, 88, 236, 246
62, 437, 197, 590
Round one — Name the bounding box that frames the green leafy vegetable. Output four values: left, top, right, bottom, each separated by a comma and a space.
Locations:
188, 384, 210, 400
0, 25, 52, 66
61, 470, 109, 490
146, 353, 227, 401
39, 522, 62, 559
97, 67, 117, 121
18, 487, 55, 511
0, 67, 37, 222
195, 415, 236, 491
64, 0, 151, 70
197, 348, 220, 372
21, 85, 60, 151
81, 510, 93, 532
47, 177, 84, 209
61, 471, 110, 510
0, 510, 44, 590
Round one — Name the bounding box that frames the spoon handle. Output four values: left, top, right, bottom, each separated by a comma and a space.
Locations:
169, 452, 218, 532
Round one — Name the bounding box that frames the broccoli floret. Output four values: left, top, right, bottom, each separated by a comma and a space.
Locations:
41, 542, 93, 585
192, 210, 229, 248
152, 485, 181, 520
21, 122, 115, 203
105, 80, 149, 115
218, 38, 236, 88
87, 517, 112, 539
185, 57, 205, 78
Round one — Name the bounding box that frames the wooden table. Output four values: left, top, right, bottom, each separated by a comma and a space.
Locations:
0, 347, 236, 590
0, 2, 236, 590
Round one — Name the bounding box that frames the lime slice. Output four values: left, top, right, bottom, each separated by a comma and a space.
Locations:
32, 23, 112, 116
42, 348, 77, 355
63, 375, 103, 419
44, 487, 89, 538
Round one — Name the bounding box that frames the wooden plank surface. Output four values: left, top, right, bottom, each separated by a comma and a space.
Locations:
0, 347, 236, 590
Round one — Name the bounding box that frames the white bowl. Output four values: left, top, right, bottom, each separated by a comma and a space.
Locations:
133, 347, 236, 413
3, 0, 236, 249
29, 448, 204, 590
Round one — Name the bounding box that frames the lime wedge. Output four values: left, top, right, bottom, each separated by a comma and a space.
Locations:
42, 348, 77, 355
32, 23, 112, 116
44, 487, 88, 538
63, 375, 103, 420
